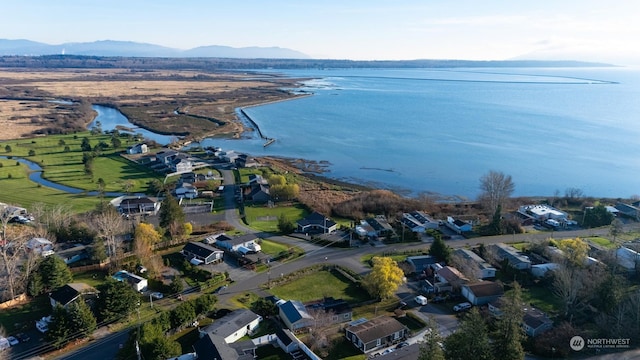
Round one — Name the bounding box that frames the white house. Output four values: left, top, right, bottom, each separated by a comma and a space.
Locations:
446, 216, 472, 234
175, 183, 198, 199
199, 309, 262, 344
126, 143, 148, 154
112, 270, 148, 292
518, 204, 568, 221
209, 233, 261, 254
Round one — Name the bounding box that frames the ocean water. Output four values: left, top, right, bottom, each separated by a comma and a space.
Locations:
193, 67, 640, 200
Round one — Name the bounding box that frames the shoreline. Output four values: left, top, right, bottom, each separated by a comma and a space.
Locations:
238, 93, 314, 141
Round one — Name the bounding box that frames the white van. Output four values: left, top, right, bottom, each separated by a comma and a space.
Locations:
453, 302, 472, 312
415, 295, 428, 306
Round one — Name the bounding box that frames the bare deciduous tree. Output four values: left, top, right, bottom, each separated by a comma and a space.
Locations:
90, 208, 125, 270
478, 170, 514, 213
450, 253, 481, 282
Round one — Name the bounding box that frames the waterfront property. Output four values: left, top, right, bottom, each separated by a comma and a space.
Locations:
296, 211, 338, 234
401, 211, 440, 233
445, 216, 472, 234
110, 195, 161, 215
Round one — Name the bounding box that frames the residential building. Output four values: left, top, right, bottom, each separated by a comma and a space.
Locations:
26, 237, 54, 256
615, 202, 640, 220
199, 309, 262, 344
364, 215, 395, 238
181, 242, 224, 265
55, 244, 89, 265
305, 297, 353, 324
345, 316, 408, 353
461, 281, 504, 306
193, 333, 256, 360
49, 283, 98, 309
175, 183, 198, 199
530, 263, 560, 278
406, 255, 437, 274
435, 266, 469, 292
275, 328, 299, 354
110, 195, 161, 215
112, 270, 147, 292
453, 248, 496, 279
126, 143, 148, 154
155, 149, 179, 165
445, 216, 472, 234
279, 300, 314, 331
245, 183, 271, 203
209, 233, 261, 254
490, 243, 532, 270
518, 204, 568, 221
489, 300, 553, 337
401, 211, 439, 233
616, 246, 640, 270
296, 211, 338, 234
170, 155, 193, 173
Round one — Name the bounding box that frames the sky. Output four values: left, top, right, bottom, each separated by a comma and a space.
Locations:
2, 0, 639, 65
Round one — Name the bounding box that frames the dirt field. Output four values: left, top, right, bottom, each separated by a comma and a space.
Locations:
0, 68, 305, 140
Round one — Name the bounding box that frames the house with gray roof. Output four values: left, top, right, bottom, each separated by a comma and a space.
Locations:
49, 283, 98, 309
193, 333, 256, 360
199, 309, 262, 344
453, 248, 496, 279
461, 281, 504, 305
181, 241, 224, 265
490, 243, 532, 270
345, 316, 408, 353
296, 211, 338, 234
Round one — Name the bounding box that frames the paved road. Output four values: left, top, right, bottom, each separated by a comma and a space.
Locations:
53, 168, 640, 359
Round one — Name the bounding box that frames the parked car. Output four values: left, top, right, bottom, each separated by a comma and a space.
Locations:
150, 292, 164, 299
396, 341, 409, 349
415, 295, 428, 306
6, 336, 19, 346
381, 348, 395, 355
453, 302, 472, 312
214, 285, 228, 294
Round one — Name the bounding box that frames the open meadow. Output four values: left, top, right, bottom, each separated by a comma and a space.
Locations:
0, 68, 303, 140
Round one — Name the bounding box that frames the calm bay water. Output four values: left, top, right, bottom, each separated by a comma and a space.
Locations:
193, 68, 640, 199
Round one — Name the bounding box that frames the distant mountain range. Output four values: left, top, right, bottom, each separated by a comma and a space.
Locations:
0, 39, 311, 59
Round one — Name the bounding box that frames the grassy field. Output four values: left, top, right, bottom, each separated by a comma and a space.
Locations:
0, 132, 160, 192
0, 158, 102, 213
259, 239, 304, 258
244, 203, 309, 233
0, 132, 163, 211
0, 295, 51, 334
521, 285, 563, 315
269, 270, 370, 304
585, 236, 617, 249
360, 254, 407, 267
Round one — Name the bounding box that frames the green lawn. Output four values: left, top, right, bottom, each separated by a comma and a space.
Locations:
244, 203, 309, 233
259, 239, 304, 258
521, 285, 563, 316
0, 132, 161, 191
325, 336, 367, 360
0, 295, 51, 334
508, 242, 529, 251
360, 254, 407, 267
0, 159, 103, 213
586, 236, 617, 249
72, 270, 109, 288
269, 270, 370, 304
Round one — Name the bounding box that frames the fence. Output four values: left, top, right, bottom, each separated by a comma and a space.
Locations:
0, 293, 27, 309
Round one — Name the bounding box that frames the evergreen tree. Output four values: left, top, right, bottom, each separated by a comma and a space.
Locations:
277, 213, 296, 234
418, 316, 445, 360
47, 305, 72, 349
492, 282, 525, 360
96, 278, 140, 321
159, 194, 185, 230
429, 233, 451, 263
491, 204, 503, 235
444, 308, 493, 360
39, 255, 73, 292
68, 301, 97, 337
81, 137, 92, 152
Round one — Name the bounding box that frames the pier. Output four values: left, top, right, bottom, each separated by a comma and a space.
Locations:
240, 108, 277, 145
